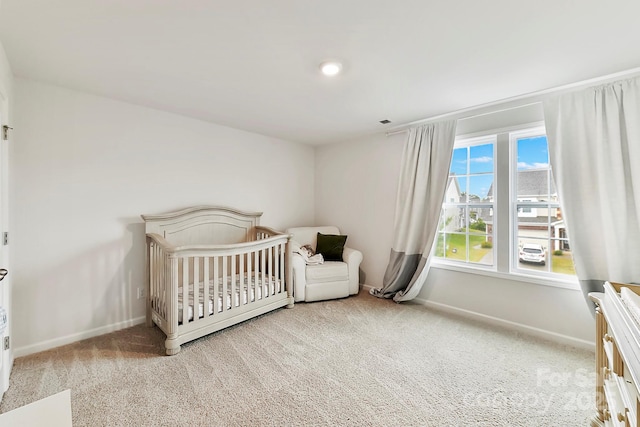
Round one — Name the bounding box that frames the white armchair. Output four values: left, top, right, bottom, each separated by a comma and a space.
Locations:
286, 226, 363, 302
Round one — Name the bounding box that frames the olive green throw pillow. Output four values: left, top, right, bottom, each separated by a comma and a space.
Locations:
315, 232, 348, 261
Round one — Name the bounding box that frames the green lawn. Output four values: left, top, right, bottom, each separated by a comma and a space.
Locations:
551, 253, 576, 275
435, 233, 491, 262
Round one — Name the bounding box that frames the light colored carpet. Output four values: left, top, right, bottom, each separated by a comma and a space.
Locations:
0, 292, 594, 426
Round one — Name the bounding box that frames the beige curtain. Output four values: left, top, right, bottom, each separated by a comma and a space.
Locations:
543, 76, 640, 307
371, 120, 457, 302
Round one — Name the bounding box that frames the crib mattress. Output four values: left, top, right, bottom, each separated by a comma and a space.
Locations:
174, 276, 283, 323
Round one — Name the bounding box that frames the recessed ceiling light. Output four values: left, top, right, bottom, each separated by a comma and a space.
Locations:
319, 61, 342, 76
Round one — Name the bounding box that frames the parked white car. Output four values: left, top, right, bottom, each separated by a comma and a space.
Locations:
519, 243, 546, 265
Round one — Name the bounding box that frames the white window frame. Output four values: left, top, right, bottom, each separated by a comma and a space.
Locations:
509, 126, 572, 279
434, 134, 496, 270
432, 122, 579, 290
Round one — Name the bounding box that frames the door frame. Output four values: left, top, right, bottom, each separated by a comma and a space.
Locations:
0, 86, 12, 398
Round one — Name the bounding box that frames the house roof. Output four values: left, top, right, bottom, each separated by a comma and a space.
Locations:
516, 169, 557, 197
487, 168, 556, 199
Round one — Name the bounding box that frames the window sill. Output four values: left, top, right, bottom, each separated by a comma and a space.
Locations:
430, 260, 581, 291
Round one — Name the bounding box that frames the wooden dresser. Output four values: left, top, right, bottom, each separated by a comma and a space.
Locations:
590, 282, 640, 426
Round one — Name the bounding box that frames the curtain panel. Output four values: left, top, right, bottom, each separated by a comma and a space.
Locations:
371, 120, 457, 302
543, 76, 640, 306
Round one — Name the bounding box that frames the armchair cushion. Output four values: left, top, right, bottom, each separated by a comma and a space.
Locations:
306, 262, 348, 282
315, 233, 348, 261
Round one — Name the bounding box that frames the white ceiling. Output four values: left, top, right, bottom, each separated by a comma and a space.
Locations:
1, 0, 640, 145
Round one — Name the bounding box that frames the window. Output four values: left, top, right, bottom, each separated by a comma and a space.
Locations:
511, 128, 575, 276
434, 125, 576, 280
434, 136, 495, 266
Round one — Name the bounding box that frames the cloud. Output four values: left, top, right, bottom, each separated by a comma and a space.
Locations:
518, 162, 549, 169
470, 156, 493, 163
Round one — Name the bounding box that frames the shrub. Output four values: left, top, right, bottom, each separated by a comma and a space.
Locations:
481, 241, 493, 249
469, 218, 487, 232
553, 250, 563, 256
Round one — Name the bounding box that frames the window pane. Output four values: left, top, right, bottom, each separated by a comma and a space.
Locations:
450, 147, 467, 175
516, 136, 550, 199
513, 131, 575, 277
469, 207, 488, 233
468, 174, 493, 201
435, 138, 494, 267
444, 233, 467, 261
469, 143, 494, 174
517, 136, 549, 170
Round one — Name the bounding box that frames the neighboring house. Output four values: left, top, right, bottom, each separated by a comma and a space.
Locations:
442, 175, 462, 231
484, 168, 568, 251
442, 175, 491, 236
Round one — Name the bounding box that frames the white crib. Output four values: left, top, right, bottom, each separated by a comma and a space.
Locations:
142, 206, 294, 355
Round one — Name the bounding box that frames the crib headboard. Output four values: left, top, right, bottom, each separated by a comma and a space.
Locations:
141, 205, 263, 246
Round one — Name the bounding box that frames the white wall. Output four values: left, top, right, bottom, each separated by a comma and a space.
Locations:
315, 132, 403, 286
11, 78, 315, 355
315, 111, 595, 346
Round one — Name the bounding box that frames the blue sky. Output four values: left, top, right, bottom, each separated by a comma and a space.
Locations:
517, 135, 549, 170
450, 136, 549, 199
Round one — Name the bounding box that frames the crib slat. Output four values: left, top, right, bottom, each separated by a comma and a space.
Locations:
158, 245, 163, 315
273, 243, 277, 294
193, 256, 200, 321
267, 246, 273, 296
203, 257, 210, 318
159, 248, 164, 318
246, 250, 253, 303
155, 245, 160, 313
273, 244, 279, 295
261, 248, 267, 298
239, 253, 245, 305
213, 256, 219, 313
231, 254, 236, 308
152, 244, 158, 312
170, 256, 179, 332
162, 249, 167, 318
155, 245, 160, 316
280, 242, 285, 294
149, 243, 155, 312
182, 258, 189, 325
253, 250, 264, 299
222, 256, 228, 312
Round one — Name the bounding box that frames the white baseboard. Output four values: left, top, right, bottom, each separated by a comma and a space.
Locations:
14, 316, 146, 358
361, 284, 595, 351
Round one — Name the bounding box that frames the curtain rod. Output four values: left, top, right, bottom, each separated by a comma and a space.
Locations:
386, 66, 640, 136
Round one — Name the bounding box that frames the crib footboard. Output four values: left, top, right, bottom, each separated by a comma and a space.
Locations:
145, 231, 293, 355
